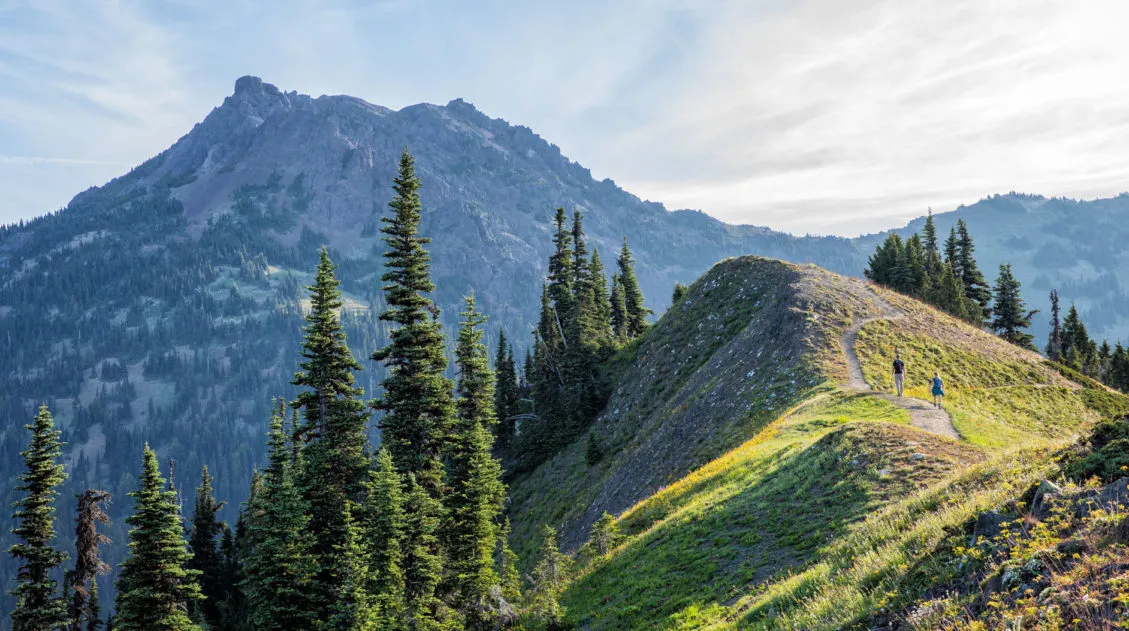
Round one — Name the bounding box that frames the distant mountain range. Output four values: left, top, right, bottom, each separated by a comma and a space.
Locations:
1, 75, 1126, 625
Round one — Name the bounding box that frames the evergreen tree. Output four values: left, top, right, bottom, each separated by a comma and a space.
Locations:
496, 519, 521, 606
1110, 343, 1129, 392
585, 512, 620, 557
671, 282, 689, 304
527, 526, 570, 629
865, 233, 903, 287
216, 524, 243, 631
589, 248, 614, 344
956, 219, 992, 322
68, 489, 111, 631
926, 263, 971, 321
610, 274, 627, 341
187, 467, 226, 628
326, 504, 378, 631
9, 404, 69, 631
547, 208, 575, 325
1062, 304, 1090, 369
401, 476, 445, 630
1046, 289, 1063, 361
291, 248, 369, 612
990, 264, 1037, 351
241, 404, 319, 631
1099, 340, 1113, 380
115, 445, 203, 631
617, 238, 650, 338
363, 449, 405, 630
943, 226, 959, 274
372, 150, 454, 628
922, 208, 942, 278
903, 234, 929, 296
448, 295, 508, 629
493, 331, 520, 448
84, 580, 101, 631
373, 149, 456, 495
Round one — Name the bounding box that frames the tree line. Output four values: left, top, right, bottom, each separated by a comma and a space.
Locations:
865, 212, 1038, 351
7, 151, 622, 631
1045, 289, 1129, 393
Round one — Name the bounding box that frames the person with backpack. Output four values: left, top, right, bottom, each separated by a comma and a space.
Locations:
931, 371, 945, 408
892, 352, 906, 397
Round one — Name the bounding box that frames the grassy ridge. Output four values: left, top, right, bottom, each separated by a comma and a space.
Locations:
561, 391, 982, 629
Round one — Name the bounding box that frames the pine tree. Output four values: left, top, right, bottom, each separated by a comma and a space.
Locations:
904, 234, 929, 296
496, 519, 521, 606
1110, 343, 1129, 392
9, 404, 70, 631
585, 512, 620, 557
671, 282, 689, 304
326, 504, 378, 631
291, 248, 369, 613
865, 233, 903, 287
363, 449, 405, 630
547, 208, 575, 326
448, 295, 507, 630
85, 580, 102, 631
67, 489, 111, 631
589, 248, 614, 344
372, 150, 453, 629
610, 274, 627, 341
115, 445, 203, 631
943, 226, 960, 274
493, 332, 520, 448
926, 263, 971, 321
922, 209, 941, 273
1046, 289, 1064, 361
373, 149, 456, 495
527, 526, 570, 629
990, 264, 1037, 351
1062, 304, 1090, 369
617, 238, 651, 338
187, 467, 225, 628
241, 404, 319, 631
401, 476, 445, 630
956, 219, 992, 322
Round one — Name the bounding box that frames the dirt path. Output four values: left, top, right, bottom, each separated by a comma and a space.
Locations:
839, 294, 962, 441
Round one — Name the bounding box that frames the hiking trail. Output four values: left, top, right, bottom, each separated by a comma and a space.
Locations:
840, 293, 962, 440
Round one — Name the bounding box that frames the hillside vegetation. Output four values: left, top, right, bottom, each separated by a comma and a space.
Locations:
509, 256, 1129, 629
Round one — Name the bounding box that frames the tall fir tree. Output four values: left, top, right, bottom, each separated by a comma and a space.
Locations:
67, 489, 111, 631
372, 149, 453, 629
241, 403, 319, 631
955, 219, 992, 322
610, 273, 628, 341
865, 233, 903, 287
943, 226, 960, 275
496, 519, 521, 607
9, 404, 70, 631
115, 445, 202, 631
547, 208, 575, 324
588, 248, 614, 344
326, 504, 378, 631
493, 331, 520, 448
926, 263, 972, 321
447, 295, 507, 630
186, 468, 226, 628
990, 264, 1037, 351
291, 247, 369, 614
527, 526, 570, 630
922, 208, 942, 278
1046, 289, 1063, 361
363, 449, 406, 630
617, 238, 650, 338
1061, 304, 1091, 370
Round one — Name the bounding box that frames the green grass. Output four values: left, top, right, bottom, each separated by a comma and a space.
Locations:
853, 320, 1107, 449
559, 391, 982, 629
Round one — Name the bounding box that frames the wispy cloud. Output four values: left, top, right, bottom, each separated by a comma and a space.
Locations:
4, 0, 1129, 234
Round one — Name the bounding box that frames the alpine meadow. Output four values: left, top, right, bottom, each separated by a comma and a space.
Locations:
5, 17, 1129, 629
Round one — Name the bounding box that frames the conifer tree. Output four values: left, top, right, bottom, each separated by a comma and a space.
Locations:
68, 489, 111, 631
372, 151, 454, 629
9, 404, 69, 631
922, 209, 941, 277
242, 403, 319, 631
956, 219, 992, 322
448, 296, 507, 630
617, 238, 650, 338
865, 233, 903, 287
373, 149, 456, 495
547, 208, 575, 323
291, 248, 369, 612
496, 519, 521, 606
326, 504, 378, 631
1062, 304, 1090, 369
610, 274, 627, 341
990, 264, 1037, 351
115, 445, 202, 631
84, 580, 101, 631
527, 526, 570, 629
904, 234, 929, 296
943, 226, 960, 274
493, 332, 520, 448
363, 448, 405, 630
671, 282, 689, 304
187, 467, 226, 628
926, 263, 971, 321
1046, 289, 1063, 361
589, 248, 614, 344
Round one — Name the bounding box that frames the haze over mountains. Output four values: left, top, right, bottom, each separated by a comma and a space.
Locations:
2, 76, 1129, 624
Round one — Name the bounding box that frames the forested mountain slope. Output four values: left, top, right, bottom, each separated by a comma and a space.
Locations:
505, 256, 1129, 629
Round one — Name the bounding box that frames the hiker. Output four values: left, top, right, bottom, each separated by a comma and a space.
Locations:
931, 371, 945, 408
892, 352, 906, 397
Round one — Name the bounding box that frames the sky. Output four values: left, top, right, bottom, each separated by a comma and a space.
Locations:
3, 0, 1129, 236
